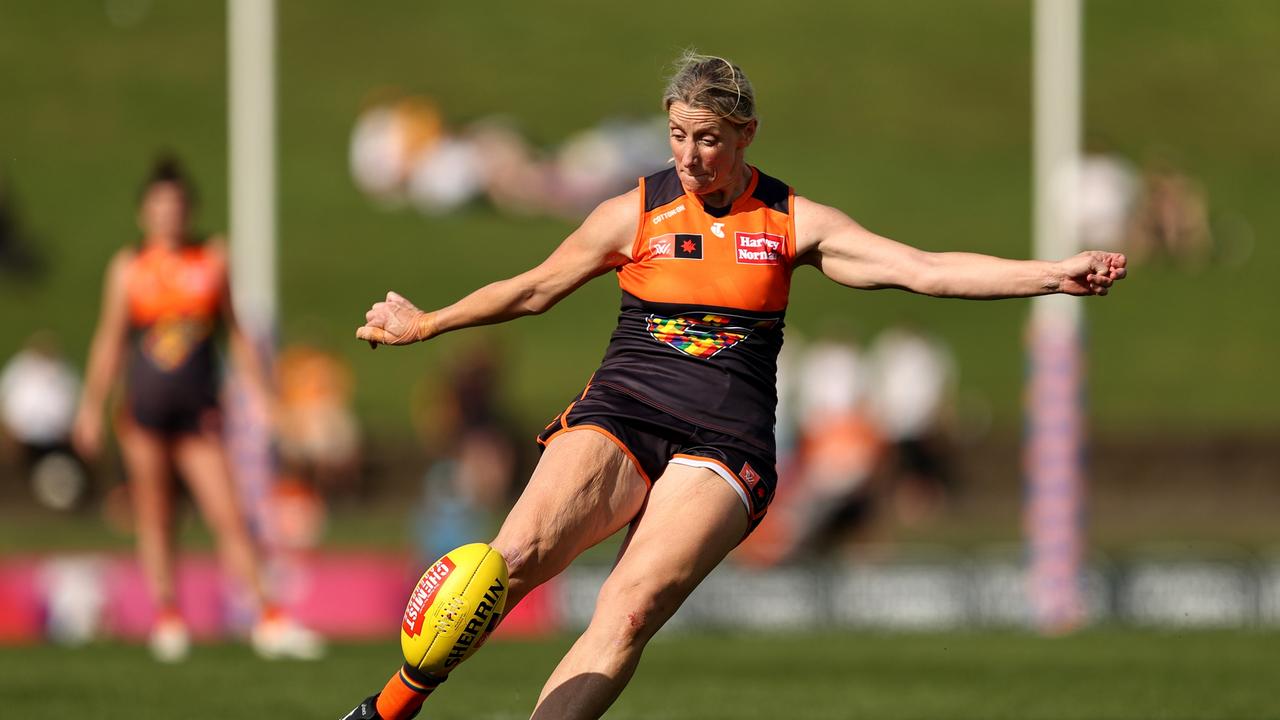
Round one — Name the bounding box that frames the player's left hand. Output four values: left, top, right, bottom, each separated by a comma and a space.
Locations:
357, 291, 430, 348
1055, 251, 1127, 296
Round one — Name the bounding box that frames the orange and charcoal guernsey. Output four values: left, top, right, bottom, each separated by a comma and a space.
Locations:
591, 166, 796, 452
123, 242, 225, 427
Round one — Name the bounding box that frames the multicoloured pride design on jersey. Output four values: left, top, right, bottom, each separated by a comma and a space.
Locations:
645, 312, 780, 359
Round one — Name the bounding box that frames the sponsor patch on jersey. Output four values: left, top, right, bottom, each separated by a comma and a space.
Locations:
645, 312, 778, 359
649, 233, 703, 260
735, 232, 785, 265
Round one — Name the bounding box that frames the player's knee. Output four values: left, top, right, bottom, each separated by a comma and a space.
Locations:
594, 577, 682, 648
488, 534, 564, 603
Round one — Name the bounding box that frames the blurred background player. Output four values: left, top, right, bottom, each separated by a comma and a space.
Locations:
739, 333, 886, 566
867, 324, 957, 527
1127, 153, 1213, 268
71, 155, 322, 662
275, 341, 362, 495
0, 330, 88, 510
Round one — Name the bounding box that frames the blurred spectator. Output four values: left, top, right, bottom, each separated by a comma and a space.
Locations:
265, 475, 328, 551
1076, 144, 1138, 252
275, 343, 361, 494
349, 94, 445, 205
468, 117, 548, 216
411, 338, 521, 561
349, 92, 668, 220
867, 325, 957, 527
739, 336, 884, 565
1127, 155, 1213, 268
407, 135, 486, 214
0, 330, 88, 509
549, 116, 670, 218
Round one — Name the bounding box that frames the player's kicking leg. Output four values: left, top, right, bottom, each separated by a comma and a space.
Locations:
341, 429, 648, 720
528, 462, 747, 718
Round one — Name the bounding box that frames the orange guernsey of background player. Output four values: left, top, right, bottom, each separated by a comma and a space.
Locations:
343, 52, 1125, 720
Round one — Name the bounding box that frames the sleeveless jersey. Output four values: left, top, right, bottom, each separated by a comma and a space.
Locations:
123, 243, 224, 407
590, 166, 796, 451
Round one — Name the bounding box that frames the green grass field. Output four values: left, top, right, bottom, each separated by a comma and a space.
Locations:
3, 631, 1277, 719
1, 1, 1278, 440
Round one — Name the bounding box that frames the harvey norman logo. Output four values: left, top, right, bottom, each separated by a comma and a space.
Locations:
735, 232, 784, 265
652, 204, 686, 225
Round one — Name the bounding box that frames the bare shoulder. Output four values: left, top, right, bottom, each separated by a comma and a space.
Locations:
794, 195, 859, 230
574, 187, 642, 258
793, 195, 863, 257
106, 246, 136, 278
204, 235, 230, 262
587, 187, 641, 230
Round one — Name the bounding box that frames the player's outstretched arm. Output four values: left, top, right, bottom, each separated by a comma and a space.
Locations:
356, 190, 638, 348
793, 196, 1127, 299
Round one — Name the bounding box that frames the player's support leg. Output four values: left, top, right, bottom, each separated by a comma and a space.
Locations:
117, 422, 186, 661
358, 429, 649, 720
174, 431, 324, 659
530, 462, 748, 719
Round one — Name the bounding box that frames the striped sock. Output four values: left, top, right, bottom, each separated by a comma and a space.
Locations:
375, 664, 442, 720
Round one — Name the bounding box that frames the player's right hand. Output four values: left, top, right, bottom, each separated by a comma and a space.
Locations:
356, 291, 431, 349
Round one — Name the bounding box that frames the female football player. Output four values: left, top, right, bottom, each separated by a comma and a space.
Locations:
346, 51, 1125, 719
74, 156, 322, 662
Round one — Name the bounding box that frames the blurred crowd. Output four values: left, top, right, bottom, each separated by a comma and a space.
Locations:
739, 326, 958, 567
1074, 140, 1245, 269
348, 92, 670, 219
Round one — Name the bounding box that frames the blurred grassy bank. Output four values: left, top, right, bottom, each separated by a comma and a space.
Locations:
1, 0, 1277, 442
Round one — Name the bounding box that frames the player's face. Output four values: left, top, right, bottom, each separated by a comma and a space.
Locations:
668, 102, 756, 199
139, 182, 190, 240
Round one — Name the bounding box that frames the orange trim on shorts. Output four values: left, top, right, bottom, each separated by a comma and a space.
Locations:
537, 377, 595, 435
671, 452, 764, 520
562, 377, 594, 430
540, 424, 653, 488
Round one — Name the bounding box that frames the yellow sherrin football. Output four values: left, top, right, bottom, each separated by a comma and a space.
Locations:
400, 543, 509, 675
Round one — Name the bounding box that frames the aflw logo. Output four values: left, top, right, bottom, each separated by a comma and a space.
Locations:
649, 233, 703, 260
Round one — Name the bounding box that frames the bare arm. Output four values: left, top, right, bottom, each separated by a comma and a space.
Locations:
72, 250, 132, 458
357, 189, 638, 346
793, 197, 1126, 299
